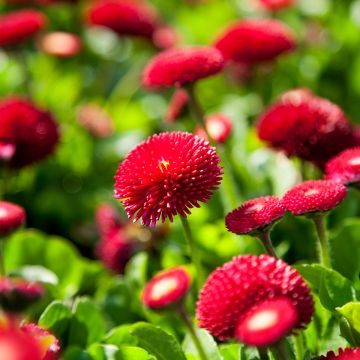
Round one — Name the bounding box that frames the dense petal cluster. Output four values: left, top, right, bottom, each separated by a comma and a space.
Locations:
114, 132, 222, 226
0, 10, 46, 47
319, 348, 360, 359
38, 32, 82, 58
235, 297, 297, 347
282, 180, 347, 215
0, 277, 44, 313
196, 254, 313, 341
214, 19, 296, 64
325, 147, 360, 185
0, 201, 26, 237
0, 97, 59, 168
165, 89, 189, 123
205, 114, 233, 143
258, 0, 295, 10
257, 89, 354, 165
142, 267, 191, 309
142, 47, 225, 88
87, 0, 158, 38
225, 196, 285, 235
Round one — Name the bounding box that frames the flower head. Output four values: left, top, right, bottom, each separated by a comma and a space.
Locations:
142, 267, 191, 309
258, 0, 295, 11
114, 132, 222, 226
196, 254, 313, 341
0, 10, 46, 47
325, 147, 360, 185
0, 201, 26, 237
282, 180, 347, 216
0, 97, 59, 169
165, 89, 189, 123
319, 348, 360, 359
38, 32, 82, 58
87, 0, 158, 38
142, 47, 225, 88
257, 89, 353, 166
214, 19, 296, 64
0, 277, 44, 313
225, 196, 285, 235
205, 114, 233, 143
152, 26, 179, 50
95, 203, 123, 236
235, 297, 298, 347
0, 142, 16, 163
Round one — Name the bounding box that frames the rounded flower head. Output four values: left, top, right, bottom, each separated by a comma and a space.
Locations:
205, 114, 233, 143
196, 255, 313, 341
38, 32, 82, 58
325, 147, 360, 185
87, 0, 158, 38
95, 203, 123, 236
21, 324, 60, 360
0, 10, 46, 48
0, 277, 44, 313
142, 267, 191, 309
0, 142, 16, 163
258, 0, 295, 11
214, 19, 296, 64
235, 297, 297, 347
142, 47, 225, 88
114, 132, 222, 226
152, 26, 179, 50
0, 201, 26, 237
0, 97, 59, 169
165, 89, 189, 123
282, 180, 347, 216
319, 348, 360, 359
225, 196, 285, 235
257, 89, 353, 166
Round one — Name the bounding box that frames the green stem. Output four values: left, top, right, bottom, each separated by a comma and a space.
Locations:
257, 231, 278, 258
312, 215, 331, 268
180, 216, 204, 291
258, 347, 270, 360
293, 334, 305, 360
178, 304, 208, 360
272, 341, 288, 360
0, 239, 6, 277
186, 83, 207, 128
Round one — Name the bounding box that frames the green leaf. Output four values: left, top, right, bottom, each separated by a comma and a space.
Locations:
10, 265, 58, 285
104, 325, 138, 347
125, 252, 149, 288
131, 322, 187, 360
62, 346, 93, 360
87, 344, 118, 360
337, 302, 360, 336
116, 346, 155, 360
219, 344, 240, 360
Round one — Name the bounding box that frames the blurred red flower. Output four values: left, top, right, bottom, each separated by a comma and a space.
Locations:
37, 32, 82, 58
258, 0, 295, 11
205, 113, 233, 143
0, 201, 26, 237
165, 89, 189, 123
319, 348, 360, 359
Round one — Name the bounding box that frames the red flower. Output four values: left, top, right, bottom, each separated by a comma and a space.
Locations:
235, 297, 297, 347
214, 19, 296, 64
114, 132, 222, 226
0, 97, 59, 169
0, 201, 26, 237
142, 267, 191, 309
0, 277, 44, 313
325, 147, 360, 185
0, 142, 16, 163
152, 26, 179, 50
258, 0, 295, 11
165, 89, 189, 123
0, 10, 46, 47
38, 32, 82, 58
87, 0, 158, 38
142, 47, 225, 88
319, 348, 360, 359
225, 196, 285, 235
21, 324, 60, 360
257, 89, 353, 166
95, 203, 123, 236
205, 114, 233, 143
282, 180, 347, 216
196, 254, 313, 341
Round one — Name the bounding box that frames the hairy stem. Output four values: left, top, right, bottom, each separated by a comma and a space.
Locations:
257, 231, 278, 258
312, 215, 331, 268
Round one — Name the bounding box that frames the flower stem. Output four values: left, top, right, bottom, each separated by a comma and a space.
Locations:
178, 304, 208, 360
272, 340, 289, 360
257, 231, 278, 258
180, 216, 204, 291
186, 83, 207, 128
0, 238, 6, 277
312, 215, 331, 268
258, 347, 270, 360
293, 333, 305, 360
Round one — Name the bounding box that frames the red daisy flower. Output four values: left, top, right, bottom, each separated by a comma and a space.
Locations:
282, 180, 347, 216
0, 10, 46, 48
114, 132, 222, 226
196, 254, 314, 341
0, 201, 26, 237
21, 324, 60, 360
142, 267, 191, 309
0, 142, 16, 163
235, 297, 298, 347
319, 348, 360, 359
152, 26, 180, 50
205, 114, 233, 143
142, 47, 225, 88
257, 89, 353, 166
95, 203, 123, 236
38, 32, 82, 58
325, 147, 360, 185
0, 97, 59, 169
87, 0, 158, 38
165, 89, 189, 123
0, 277, 44, 313
214, 19, 296, 64
258, 0, 295, 11
225, 196, 285, 235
